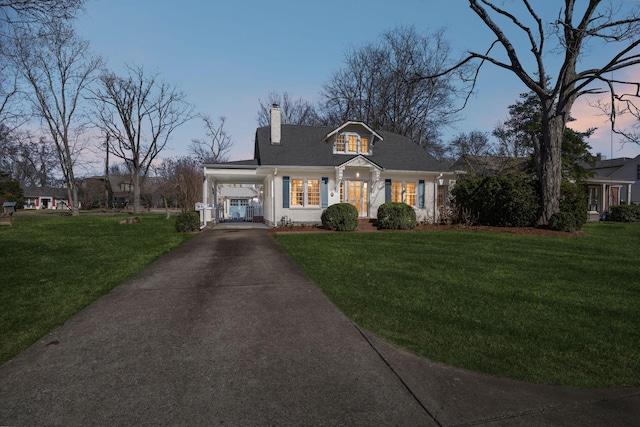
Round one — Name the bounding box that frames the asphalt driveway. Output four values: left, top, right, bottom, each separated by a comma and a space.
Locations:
1, 228, 638, 426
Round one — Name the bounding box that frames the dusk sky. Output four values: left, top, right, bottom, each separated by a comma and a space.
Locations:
75, 0, 640, 162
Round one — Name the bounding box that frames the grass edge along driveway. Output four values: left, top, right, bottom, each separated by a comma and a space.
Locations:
0, 214, 193, 365
274, 222, 640, 388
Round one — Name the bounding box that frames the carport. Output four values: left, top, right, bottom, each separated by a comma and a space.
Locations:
201, 161, 272, 227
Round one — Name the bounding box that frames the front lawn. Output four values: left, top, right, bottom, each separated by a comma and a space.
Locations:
274, 223, 640, 388
0, 214, 193, 365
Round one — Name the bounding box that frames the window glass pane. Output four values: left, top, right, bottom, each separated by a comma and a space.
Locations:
391, 182, 403, 203
307, 179, 320, 206
406, 182, 416, 206
336, 135, 345, 152
360, 137, 368, 153
347, 135, 358, 152
340, 181, 344, 202
291, 179, 304, 206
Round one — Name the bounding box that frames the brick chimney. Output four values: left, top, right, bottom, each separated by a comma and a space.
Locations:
270, 104, 281, 144
595, 153, 606, 161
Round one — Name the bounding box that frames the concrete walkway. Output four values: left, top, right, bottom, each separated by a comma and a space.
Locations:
0, 229, 638, 426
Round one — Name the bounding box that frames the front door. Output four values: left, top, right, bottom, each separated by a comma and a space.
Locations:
345, 180, 368, 217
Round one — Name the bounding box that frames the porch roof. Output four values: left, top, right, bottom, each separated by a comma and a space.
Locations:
203, 162, 268, 184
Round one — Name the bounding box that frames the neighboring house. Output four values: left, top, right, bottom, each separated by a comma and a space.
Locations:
584, 153, 638, 221
201, 105, 457, 227
79, 175, 165, 209
450, 154, 529, 177
21, 185, 69, 210
215, 184, 262, 222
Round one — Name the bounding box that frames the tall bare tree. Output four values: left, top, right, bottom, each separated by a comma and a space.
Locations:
320, 26, 471, 155
0, 0, 85, 127
257, 92, 322, 127
189, 115, 233, 164
92, 64, 194, 213
13, 21, 102, 215
431, 1, 640, 224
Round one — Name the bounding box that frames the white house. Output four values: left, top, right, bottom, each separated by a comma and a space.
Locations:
201, 106, 457, 227
585, 154, 638, 220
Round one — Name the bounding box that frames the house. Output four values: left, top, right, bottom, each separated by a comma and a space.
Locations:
201, 105, 457, 227
21, 185, 69, 210
584, 153, 638, 221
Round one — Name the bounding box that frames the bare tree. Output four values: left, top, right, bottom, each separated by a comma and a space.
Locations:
0, 129, 58, 186
257, 92, 322, 127
13, 21, 102, 215
445, 130, 494, 162
0, 0, 84, 32
0, 0, 85, 129
92, 64, 194, 213
155, 157, 202, 213
429, 1, 640, 224
189, 115, 233, 164
320, 26, 471, 155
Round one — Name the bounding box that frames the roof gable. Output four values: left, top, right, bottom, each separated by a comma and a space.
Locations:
324, 121, 383, 143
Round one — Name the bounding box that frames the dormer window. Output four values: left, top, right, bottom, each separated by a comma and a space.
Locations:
335, 133, 370, 155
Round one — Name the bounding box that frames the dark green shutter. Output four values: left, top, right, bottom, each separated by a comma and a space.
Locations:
418, 180, 425, 209
283, 176, 290, 208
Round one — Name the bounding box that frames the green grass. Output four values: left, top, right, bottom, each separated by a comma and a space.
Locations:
274, 223, 640, 388
0, 214, 193, 364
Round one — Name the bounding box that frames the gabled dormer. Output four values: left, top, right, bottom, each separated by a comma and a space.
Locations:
324, 122, 383, 156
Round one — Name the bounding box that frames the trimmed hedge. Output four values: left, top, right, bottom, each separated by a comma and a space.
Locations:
451, 176, 539, 227
608, 204, 640, 222
175, 211, 200, 232
548, 211, 581, 232
377, 202, 417, 230
321, 203, 358, 231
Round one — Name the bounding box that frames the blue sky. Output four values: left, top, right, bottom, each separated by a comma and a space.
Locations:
75, 0, 640, 161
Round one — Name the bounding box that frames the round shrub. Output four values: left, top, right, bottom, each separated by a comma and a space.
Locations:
548, 211, 580, 232
321, 203, 358, 231
377, 202, 417, 230
175, 211, 200, 232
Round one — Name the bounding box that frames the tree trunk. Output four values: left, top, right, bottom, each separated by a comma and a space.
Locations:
538, 115, 564, 225
133, 173, 141, 214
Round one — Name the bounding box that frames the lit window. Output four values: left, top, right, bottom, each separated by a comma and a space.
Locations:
334, 133, 371, 155
291, 179, 304, 206
290, 178, 320, 207
360, 137, 369, 153
391, 182, 403, 203
406, 182, 416, 206
347, 135, 358, 152
307, 179, 320, 206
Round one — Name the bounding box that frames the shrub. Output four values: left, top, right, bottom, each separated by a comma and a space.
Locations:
321, 203, 358, 231
559, 181, 587, 229
608, 204, 640, 222
548, 211, 580, 232
451, 176, 539, 227
377, 202, 417, 230
175, 211, 200, 232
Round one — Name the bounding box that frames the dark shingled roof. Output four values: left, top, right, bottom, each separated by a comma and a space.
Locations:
254, 124, 450, 172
